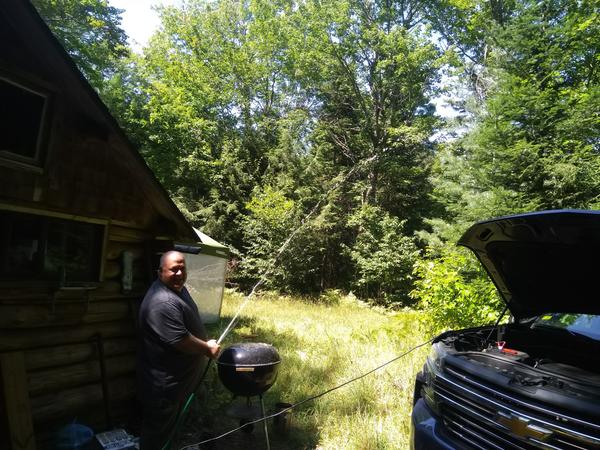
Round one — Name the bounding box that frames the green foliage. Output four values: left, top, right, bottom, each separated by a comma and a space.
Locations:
36, 0, 600, 320
411, 245, 502, 331
428, 1, 598, 218
239, 186, 352, 295
422, 0, 600, 250
289, 0, 443, 222
239, 186, 297, 287
444, 0, 600, 213
318, 289, 344, 306
239, 186, 302, 290
347, 205, 420, 304
32, 0, 129, 90
97, 0, 443, 301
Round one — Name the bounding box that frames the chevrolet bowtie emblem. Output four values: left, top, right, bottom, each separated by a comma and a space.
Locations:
496, 412, 553, 441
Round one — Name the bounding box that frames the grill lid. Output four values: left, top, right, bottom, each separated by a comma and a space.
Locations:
217, 342, 281, 367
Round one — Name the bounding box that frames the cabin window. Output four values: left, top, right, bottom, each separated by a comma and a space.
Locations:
0, 77, 49, 166
0, 211, 104, 284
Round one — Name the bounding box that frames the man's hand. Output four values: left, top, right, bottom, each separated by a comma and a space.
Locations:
174, 335, 221, 358
206, 339, 220, 359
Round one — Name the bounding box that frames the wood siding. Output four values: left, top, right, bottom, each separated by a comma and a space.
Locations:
0, 2, 198, 448
0, 224, 162, 449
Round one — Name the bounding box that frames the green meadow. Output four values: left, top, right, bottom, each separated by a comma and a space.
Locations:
177, 290, 433, 450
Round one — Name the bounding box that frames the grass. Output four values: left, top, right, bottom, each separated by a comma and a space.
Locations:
177, 289, 431, 450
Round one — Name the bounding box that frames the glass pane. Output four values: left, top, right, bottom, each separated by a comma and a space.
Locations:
534, 313, 600, 341
0, 79, 46, 159
0, 212, 43, 279
0, 211, 103, 283
45, 219, 103, 283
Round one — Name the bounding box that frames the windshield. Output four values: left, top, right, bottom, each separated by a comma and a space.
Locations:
532, 313, 600, 341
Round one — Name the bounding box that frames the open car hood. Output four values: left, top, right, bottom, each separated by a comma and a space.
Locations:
458, 210, 600, 319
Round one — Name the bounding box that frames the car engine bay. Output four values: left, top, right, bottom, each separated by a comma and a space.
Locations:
437, 323, 600, 398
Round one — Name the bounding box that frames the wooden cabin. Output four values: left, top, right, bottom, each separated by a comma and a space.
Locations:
0, 1, 200, 448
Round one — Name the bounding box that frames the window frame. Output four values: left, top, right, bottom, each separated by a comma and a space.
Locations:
0, 206, 108, 287
0, 73, 52, 170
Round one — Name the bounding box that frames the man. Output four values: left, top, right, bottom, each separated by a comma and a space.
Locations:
137, 250, 220, 450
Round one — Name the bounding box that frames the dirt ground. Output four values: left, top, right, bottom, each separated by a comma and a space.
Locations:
172, 398, 299, 450
173, 413, 296, 450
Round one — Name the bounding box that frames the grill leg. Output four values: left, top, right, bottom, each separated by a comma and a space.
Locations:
259, 395, 271, 450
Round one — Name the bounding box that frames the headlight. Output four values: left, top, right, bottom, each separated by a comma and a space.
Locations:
421, 342, 448, 414
427, 342, 449, 373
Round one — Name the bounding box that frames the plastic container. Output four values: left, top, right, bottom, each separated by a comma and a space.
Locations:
55, 422, 94, 450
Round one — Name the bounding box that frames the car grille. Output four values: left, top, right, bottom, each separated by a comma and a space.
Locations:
433, 362, 600, 449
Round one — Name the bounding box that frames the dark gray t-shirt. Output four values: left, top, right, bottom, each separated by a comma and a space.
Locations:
137, 280, 208, 402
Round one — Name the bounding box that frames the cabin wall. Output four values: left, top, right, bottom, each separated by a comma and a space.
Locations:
0, 224, 170, 450
0, 4, 198, 449
0, 2, 182, 235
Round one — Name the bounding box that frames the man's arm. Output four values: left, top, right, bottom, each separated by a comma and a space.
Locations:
174, 334, 220, 358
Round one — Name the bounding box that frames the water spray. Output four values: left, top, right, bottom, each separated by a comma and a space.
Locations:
217, 152, 380, 345
162, 153, 382, 450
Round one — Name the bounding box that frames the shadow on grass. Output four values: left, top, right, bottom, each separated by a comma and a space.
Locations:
172, 314, 340, 449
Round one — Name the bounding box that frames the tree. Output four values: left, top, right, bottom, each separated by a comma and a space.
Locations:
347, 205, 420, 303
422, 0, 600, 235
466, 0, 600, 210
415, 0, 600, 328
278, 0, 446, 300
411, 245, 501, 331
288, 0, 443, 223
32, 0, 129, 91
111, 0, 444, 299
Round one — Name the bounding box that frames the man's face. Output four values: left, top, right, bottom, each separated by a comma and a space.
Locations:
159, 252, 187, 292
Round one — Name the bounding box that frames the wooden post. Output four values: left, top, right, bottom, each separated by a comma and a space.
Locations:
0, 352, 36, 450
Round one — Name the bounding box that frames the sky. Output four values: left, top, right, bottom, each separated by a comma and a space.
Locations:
108, 0, 181, 51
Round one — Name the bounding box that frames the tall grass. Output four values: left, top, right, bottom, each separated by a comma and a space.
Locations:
191, 289, 431, 449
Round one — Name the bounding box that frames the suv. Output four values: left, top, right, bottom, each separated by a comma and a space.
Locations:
411, 210, 600, 449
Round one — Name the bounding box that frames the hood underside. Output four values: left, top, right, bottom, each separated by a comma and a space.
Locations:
458, 210, 600, 319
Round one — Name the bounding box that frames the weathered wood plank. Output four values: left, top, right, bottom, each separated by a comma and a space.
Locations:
24, 337, 135, 370
0, 299, 135, 329
105, 241, 144, 261
30, 376, 136, 423
85, 300, 133, 324
0, 321, 134, 352
109, 225, 151, 243
0, 303, 86, 329
0, 289, 53, 302
1, 352, 36, 450
0, 291, 142, 304
28, 354, 135, 397
94, 280, 146, 297
0, 287, 97, 303
0, 202, 107, 226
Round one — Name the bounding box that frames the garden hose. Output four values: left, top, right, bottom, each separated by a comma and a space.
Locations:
159, 359, 213, 450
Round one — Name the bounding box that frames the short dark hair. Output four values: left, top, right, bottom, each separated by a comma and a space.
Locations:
158, 250, 185, 270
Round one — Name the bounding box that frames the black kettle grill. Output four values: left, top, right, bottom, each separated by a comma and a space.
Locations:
216, 343, 281, 449
217, 342, 281, 396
